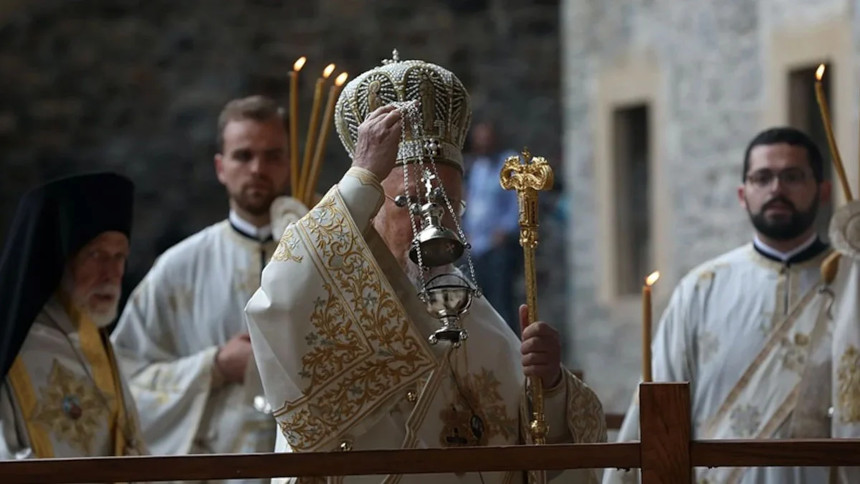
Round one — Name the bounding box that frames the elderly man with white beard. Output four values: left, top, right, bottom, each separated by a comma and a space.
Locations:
0, 172, 146, 460
245, 54, 606, 484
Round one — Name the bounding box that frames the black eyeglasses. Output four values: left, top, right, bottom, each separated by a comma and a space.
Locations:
385, 194, 467, 216
745, 168, 810, 188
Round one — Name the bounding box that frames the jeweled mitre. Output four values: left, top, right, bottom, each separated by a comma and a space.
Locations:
334, 52, 472, 171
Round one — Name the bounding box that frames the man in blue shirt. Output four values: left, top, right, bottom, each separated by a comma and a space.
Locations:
463, 121, 522, 335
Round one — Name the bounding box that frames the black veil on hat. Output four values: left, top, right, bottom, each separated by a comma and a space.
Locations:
0, 172, 134, 379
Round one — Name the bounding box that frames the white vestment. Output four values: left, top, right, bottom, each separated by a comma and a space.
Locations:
603, 243, 832, 484
245, 168, 607, 484
112, 217, 281, 482
818, 200, 860, 483
0, 296, 146, 464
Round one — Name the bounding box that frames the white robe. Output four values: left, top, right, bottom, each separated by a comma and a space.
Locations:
111, 219, 279, 482
822, 200, 860, 483
245, 167, 607, 484
603, 244, 832, 484
0, 296, 146, 464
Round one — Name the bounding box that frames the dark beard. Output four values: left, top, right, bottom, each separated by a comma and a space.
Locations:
235, 184, 276, 216
748, 195, 819, 241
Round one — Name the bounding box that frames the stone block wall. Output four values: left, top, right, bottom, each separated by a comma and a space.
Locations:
0, 0, 569, 331
562, 0, 852, 412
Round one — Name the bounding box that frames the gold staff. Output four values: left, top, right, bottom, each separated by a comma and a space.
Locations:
500, 148, 553, 445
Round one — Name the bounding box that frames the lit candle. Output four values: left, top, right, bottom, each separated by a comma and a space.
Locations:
304, 72, 349, 206
289, 56, 306, 198
298, 63, 336, 202
642, 271, 660, 382
815, 64, 853, 201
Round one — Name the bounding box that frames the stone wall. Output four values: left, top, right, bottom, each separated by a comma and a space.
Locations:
562, 0, 852, 412
0, 0, 568, 329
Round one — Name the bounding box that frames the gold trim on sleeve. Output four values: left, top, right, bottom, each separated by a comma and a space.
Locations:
8, 356, 54, 458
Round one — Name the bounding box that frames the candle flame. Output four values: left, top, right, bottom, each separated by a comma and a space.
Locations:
323, 63, 336, 78
293, 56, 307, 72
645, 271, 661, 287
816, 64, 826, 81
335, 72, 349, 87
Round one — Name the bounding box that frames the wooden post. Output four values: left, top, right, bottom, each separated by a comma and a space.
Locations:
640, 382, 692, 484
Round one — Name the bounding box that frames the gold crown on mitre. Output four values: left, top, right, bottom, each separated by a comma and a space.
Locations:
334, 50, 472, 171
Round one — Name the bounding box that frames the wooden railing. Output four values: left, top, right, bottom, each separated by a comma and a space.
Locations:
3, 383, 860, 483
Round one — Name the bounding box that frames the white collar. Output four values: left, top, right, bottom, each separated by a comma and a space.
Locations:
229, 210, 272, 241
753, 233, 818, 262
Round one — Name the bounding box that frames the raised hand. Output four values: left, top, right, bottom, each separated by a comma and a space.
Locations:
351, 105, 403, 180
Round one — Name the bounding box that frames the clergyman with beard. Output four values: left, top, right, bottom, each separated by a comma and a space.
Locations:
111, 96, 304, 472
604, 126, 835, 484
245, 55, 606, 484
0, 173, 147, 459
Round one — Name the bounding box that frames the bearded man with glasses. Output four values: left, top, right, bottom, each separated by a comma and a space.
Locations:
605, 127, 835, 484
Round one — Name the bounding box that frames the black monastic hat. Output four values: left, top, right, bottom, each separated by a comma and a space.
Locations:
0, 172, 134, 378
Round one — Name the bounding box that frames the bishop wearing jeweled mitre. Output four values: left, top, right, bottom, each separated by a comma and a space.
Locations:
245, 52, 606, 484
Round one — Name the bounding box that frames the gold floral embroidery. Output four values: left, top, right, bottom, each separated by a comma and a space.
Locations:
780, 334, 807, 374
439, 368, 516, 447
273, 227, 303, 263
837, 345, 860, 423
275, 193, 435, 451
565, 370, 607, 444
728, 404, 761, 437
31, 360, 110, 454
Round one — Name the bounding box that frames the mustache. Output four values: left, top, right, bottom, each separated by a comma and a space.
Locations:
762, 196, 796, 212
87, 284, 121, 299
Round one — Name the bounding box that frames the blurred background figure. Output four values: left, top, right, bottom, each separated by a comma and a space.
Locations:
463, 121, 523, 335
110, 96, 295, 475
